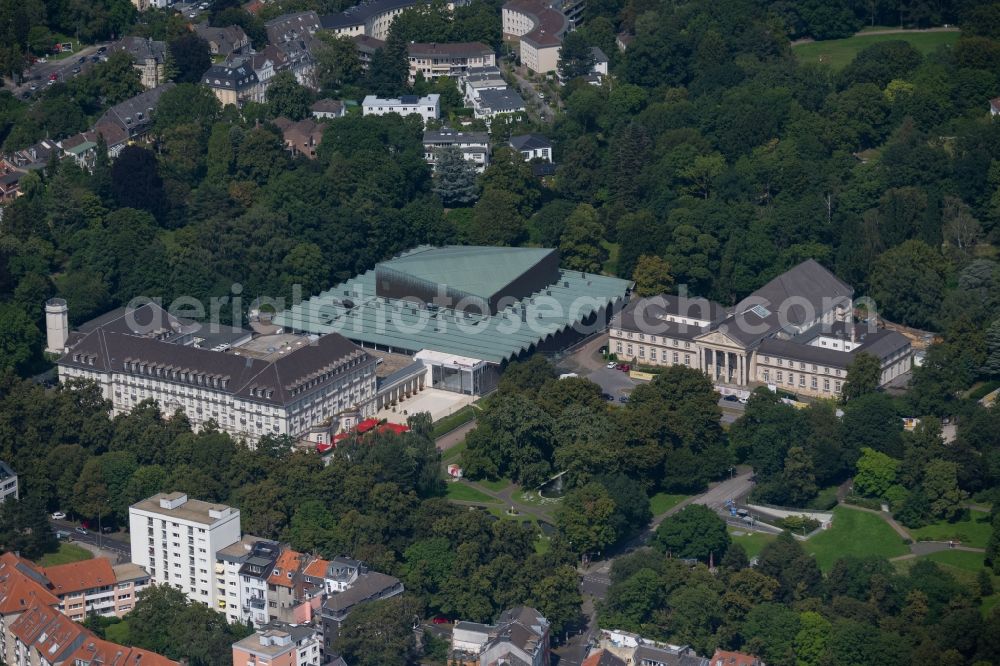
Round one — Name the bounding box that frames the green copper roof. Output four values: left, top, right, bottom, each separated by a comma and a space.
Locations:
274, 246, 633, 363
383, 246, 555, 300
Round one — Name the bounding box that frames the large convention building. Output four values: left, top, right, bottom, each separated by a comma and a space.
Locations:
50, 301, 378, 442
608, 260, 913, 399
273, 245, 634, 395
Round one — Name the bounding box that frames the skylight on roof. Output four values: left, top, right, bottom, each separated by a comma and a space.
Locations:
749, 304, 771, 318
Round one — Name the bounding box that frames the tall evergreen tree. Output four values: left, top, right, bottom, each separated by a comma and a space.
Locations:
431, 146, 478, 206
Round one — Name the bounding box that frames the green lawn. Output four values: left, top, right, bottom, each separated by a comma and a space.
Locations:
38, 543, 93, 566
477, 477, 513, 492
793, 31, 959, 70
909, 510, 992, 549
803, 506, 908, 571
729, 530, 776, 559
104, 620, 130, 644
445, 482, 501, 504
649, 493, 688, 516
925, 549, 988, 573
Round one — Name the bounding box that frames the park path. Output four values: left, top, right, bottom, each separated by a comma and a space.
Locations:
435, 418, 477, 452
791, 25, 959, 45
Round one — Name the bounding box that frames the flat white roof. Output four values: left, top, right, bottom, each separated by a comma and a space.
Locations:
414, 349, 485, 369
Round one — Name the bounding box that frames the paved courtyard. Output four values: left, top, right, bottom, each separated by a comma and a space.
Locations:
378, 387, 474, 424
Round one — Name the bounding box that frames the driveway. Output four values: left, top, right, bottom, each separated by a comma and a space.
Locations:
505, 64, 557, 122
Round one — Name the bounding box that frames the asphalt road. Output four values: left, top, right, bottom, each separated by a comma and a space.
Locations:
50, 518, 132, 561
8, 42, 110, 98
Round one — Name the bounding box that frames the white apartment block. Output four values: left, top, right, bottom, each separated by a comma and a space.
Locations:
0, 462, 17, 502
215, 536, 264, 623
129, 493, 242, 610
423, 129, 490, 172
362, 94, 440, 125
406, 42, 496, 82
54, 303, 378, 444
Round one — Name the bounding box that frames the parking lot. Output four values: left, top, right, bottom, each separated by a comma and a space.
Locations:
555, 335, 749, 420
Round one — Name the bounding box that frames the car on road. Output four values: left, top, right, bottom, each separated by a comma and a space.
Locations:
71, 66, 81, 74
51, 511, 66, 520
74, 527, 88, 535
723, 394, 739, 402
605, 361, 616, 369
29, 83, 38, 91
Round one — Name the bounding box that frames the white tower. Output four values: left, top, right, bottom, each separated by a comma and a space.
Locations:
44, 298, 69, 354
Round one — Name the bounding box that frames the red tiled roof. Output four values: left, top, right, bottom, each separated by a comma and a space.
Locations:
43, 558, 116, 596
71, 636, 179, 666
267, 549, 305, 588
0, 552, 60, 615
711, 649, 762, 666
303, 558, 329, 579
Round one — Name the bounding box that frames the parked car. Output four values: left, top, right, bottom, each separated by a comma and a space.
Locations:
723, 395, 739, 402
618, 395, 629, 403
91, 55, 100, 62
97, 46, 107, 54
605, 361, 616, 369
71, 66, 81, 74
618, 364, 631, 372
602, 393, 614, 402
29, 83, 38, 91
431, 617, 451, 625
48, 72, 58, 81
51, 511, 66, 520
77, 56, 85, 64
74, 527, 88, 535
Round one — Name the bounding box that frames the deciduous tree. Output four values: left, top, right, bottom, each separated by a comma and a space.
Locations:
654, 504, 729, 562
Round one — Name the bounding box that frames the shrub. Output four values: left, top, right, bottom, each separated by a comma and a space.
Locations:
775, 515, 821, 533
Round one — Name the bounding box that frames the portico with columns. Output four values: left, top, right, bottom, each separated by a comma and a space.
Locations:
694, 330, 751, 387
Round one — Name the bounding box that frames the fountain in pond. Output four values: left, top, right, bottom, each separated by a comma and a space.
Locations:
539, 472, 566, 499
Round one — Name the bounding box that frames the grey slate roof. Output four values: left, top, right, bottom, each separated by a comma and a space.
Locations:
265, 11, 320, 44
757, 328, 909, 368
423, 129, 490, 144
59, 303, 371, 407
112, 36, 167, 64
478, 87, 526, 112
633, 645, 709, 666
509, 134, 551, 151
590, 45, 608, 63
322, 571, 402, 614
320, 0, 419, 29
202, 60, 260, 91
612, 295, 727, 340
737, 259, 853, 328
97, 83, 176, 136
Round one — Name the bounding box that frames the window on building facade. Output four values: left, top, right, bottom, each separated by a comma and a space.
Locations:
824, 379, 830, 391
811, 377, 817, 389
684, 355, 691, 366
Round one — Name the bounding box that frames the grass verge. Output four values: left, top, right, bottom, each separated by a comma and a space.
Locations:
793, 31, 959, 70
432, 406, 477, 439
39, 543, 93, 566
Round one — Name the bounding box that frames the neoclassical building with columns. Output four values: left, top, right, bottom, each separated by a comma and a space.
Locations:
608, 260, 913, 399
